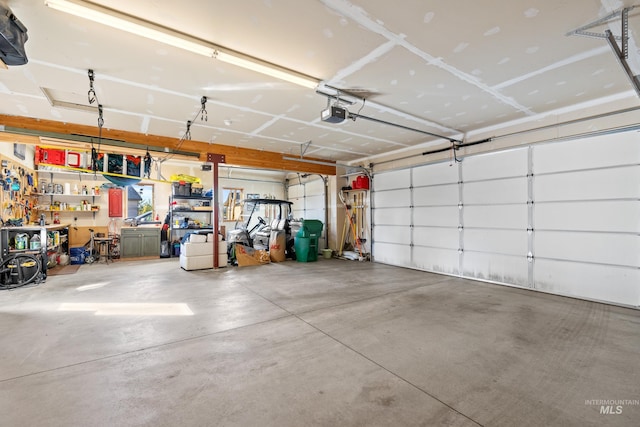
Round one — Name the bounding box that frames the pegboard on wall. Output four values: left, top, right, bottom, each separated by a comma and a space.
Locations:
0, 153, 38, 224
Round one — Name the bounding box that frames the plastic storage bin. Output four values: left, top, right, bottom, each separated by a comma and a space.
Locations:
69, 247, 86, 265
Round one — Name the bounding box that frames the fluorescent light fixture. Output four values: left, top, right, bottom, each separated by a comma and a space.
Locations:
44, 0, 319, 89
214, 51, 318, 89
44, 0, 215, 57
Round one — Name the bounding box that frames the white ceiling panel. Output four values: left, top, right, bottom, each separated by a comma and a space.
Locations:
1, 0, 639, 168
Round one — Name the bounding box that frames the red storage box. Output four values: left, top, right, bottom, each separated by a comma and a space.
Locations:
36, 146, 66, 166
352, 175, 370, 190
357, 175, 369, 190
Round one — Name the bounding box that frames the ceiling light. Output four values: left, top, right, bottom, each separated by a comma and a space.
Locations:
44, 0, 319, 89
214, 51, 318, 89
45, 0, 215, 57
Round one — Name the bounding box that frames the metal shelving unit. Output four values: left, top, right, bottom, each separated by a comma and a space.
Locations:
169, 195, 213, 243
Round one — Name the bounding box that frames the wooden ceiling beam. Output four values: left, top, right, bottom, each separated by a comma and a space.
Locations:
0, 114, 336, 175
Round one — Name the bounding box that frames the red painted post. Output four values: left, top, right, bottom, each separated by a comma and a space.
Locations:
207, 154, 226, 268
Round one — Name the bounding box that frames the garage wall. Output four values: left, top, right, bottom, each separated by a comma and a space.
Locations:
372, 131, 640, 307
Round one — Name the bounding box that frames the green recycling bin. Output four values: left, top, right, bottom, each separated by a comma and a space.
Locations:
301, 219, 323, 262
294, 235, 311, 262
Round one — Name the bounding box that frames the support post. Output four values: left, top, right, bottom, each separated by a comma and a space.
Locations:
207, 153, 226, 268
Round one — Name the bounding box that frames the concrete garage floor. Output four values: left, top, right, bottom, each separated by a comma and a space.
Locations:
0, 259, 638, 427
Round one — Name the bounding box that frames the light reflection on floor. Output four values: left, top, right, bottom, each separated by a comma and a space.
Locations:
57, 303, 194, 316
76, 283, 110, 292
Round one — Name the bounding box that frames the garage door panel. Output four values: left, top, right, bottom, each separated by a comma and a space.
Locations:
288, 185, 304, 198
533, 132, 640, 174
303, 209, 324, 221
374, 208, 411, 226
288, 179, 325, 226
375, 225, 411, 245
464, 229, 527, 256
306, 179, 324, 194
536, 232, 639, 267
463, 148, 527, 181
373, 189, 411, 208
465, 205, 527, 229
306, 195, 324, 211
413, 226, 458, 250
463, 177, 528, 205
535, 201, 640, 233
412, 246, 459, 275
289, 195, 304, 204
374, 169, 410, 191
463, 252, 529, 287
535, 167, 640, 201
374, 242, 411, 266
413, 184, 458, 206
412, 162, 458, 186
414, 206, 459, 227
535, 260, 640, 307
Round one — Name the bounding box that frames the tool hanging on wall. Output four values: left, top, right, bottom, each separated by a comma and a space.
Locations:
338, 190, 363, 259
359, 192, 367, 244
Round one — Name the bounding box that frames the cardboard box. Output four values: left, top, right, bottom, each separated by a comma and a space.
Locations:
236, 244, 269, 267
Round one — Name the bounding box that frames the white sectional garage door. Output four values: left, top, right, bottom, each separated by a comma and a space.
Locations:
288, 178, 325, 221
288, 177, 326, 250
373, 131, 639, 307
531, 133, 640, 306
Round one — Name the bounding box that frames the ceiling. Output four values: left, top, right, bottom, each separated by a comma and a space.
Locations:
2, 0, 640, 166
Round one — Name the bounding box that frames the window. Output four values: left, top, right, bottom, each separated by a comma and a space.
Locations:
222, 187, 243, 221
128, 184, 155, 221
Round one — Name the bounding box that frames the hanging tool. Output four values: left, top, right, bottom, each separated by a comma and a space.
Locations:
339, 190, 363, 259
143, 149, 152, 178
339, 211, 348, 256
359, 192, 367, 245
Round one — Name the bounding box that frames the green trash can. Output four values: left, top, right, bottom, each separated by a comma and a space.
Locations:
302, 220, 323, 262
294, 236, 311, 262
295, 227, 310, 262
